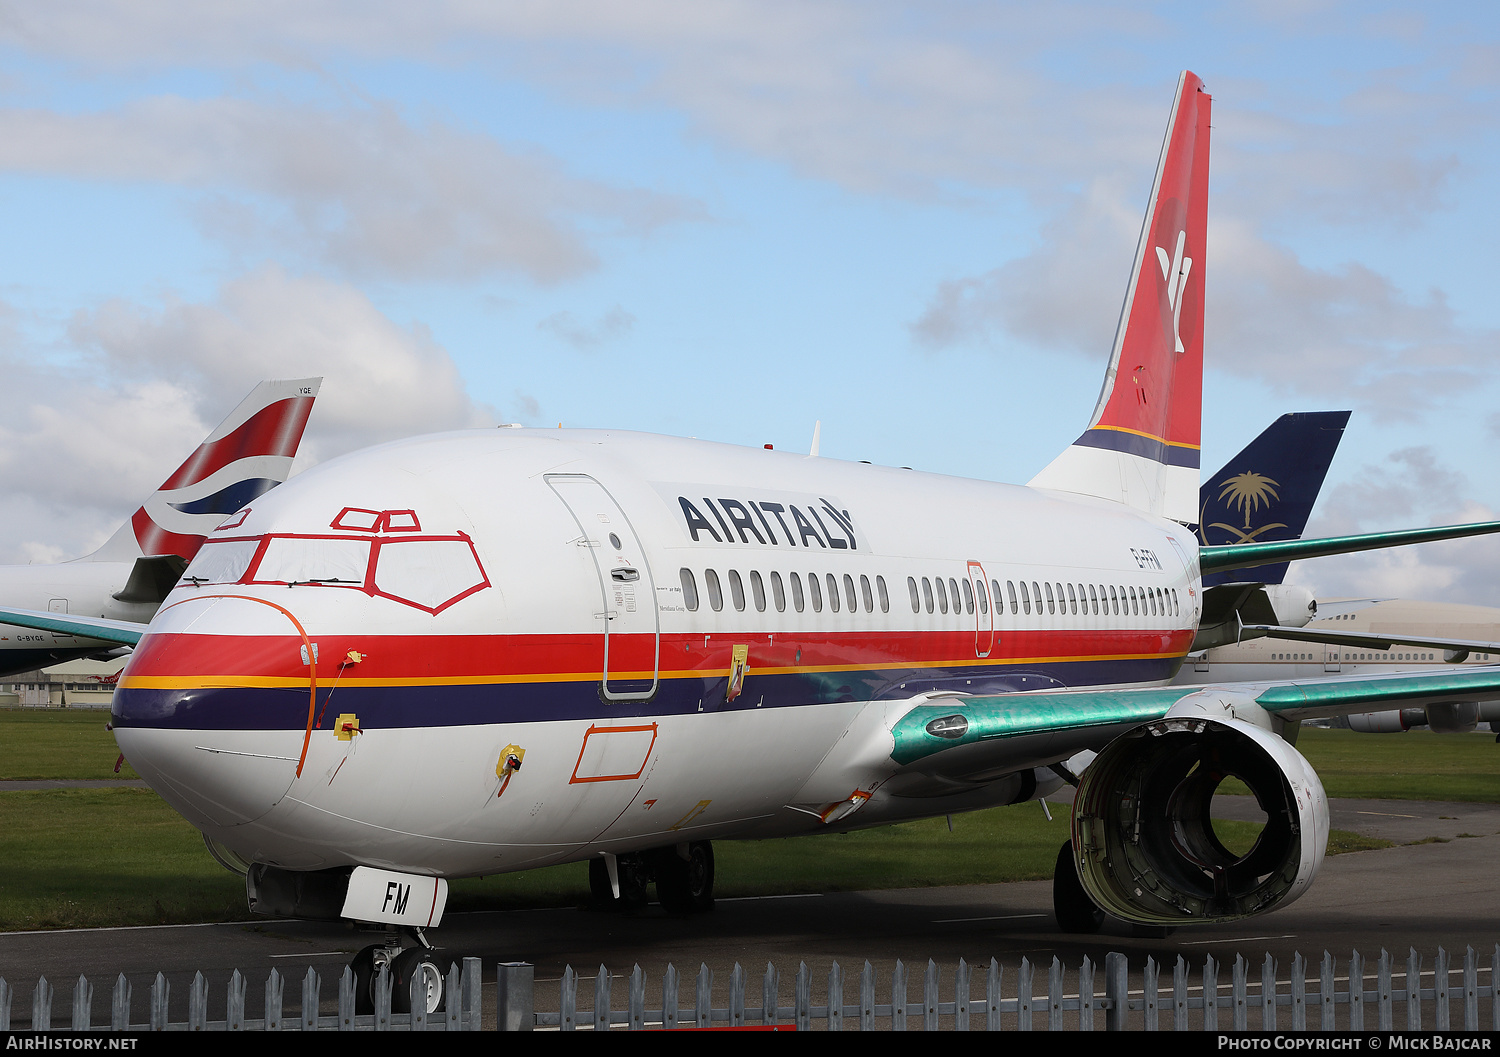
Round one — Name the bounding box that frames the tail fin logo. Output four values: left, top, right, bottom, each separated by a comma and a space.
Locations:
1155, 229, 1192, 354
1203, 471, 1287, 544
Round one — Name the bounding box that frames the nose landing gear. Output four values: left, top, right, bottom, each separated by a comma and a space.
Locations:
348, 929, 448, 1015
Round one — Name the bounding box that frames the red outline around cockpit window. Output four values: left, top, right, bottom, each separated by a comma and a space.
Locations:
192, 530, 491, 614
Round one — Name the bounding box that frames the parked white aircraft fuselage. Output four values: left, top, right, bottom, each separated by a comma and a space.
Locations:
116, 428, 1202, 878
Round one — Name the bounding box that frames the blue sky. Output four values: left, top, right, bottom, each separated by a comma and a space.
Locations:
1, 2, 1498, 602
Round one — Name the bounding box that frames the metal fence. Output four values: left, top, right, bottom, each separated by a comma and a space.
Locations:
0, 958, 483, 1032
3, 947, 1496, 1031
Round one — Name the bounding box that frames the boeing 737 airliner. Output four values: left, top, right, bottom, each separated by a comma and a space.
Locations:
9, 73, 1500, 1016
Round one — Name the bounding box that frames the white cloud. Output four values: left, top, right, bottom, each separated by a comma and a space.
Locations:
0, 97, 693, 283
0, 269, 496, 561
538, 305, 636, 350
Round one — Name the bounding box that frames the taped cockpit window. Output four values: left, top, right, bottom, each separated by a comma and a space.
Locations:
252, 537, 372, 586
183, 538, 261, 585
372, 536, 487, 613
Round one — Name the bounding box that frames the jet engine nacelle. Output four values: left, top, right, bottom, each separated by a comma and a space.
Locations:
1071, 712, 1328, 926
1264, 584, 1317, 628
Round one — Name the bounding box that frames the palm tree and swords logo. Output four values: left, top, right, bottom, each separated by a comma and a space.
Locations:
1200, 471, 1288, 545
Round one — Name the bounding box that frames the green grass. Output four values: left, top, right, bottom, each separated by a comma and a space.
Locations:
0, 708, 139, 780
3, 713, 1480, 930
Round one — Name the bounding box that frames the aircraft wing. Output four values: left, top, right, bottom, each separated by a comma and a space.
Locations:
0, 606, 144, 646
885, 666, 1500, 779
1240, 623, 1500, 661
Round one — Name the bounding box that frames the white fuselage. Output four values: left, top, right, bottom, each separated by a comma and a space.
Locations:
113, 428, 1201, 878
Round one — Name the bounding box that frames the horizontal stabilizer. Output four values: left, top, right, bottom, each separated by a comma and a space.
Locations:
0, 606, 144, 646
1200, 520, 1500, 575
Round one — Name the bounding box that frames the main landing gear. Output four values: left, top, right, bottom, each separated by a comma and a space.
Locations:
590, 841, 716, 915
348, 929, 447, 1015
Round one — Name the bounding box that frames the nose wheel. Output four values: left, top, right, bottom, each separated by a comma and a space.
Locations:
349, 938, 448, 1015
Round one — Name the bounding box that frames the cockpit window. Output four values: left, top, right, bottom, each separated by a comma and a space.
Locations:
182, 538, 261, 585
251, 537, 372, 586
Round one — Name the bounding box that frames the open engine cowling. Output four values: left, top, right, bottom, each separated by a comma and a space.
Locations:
1071, 714, 1328, 926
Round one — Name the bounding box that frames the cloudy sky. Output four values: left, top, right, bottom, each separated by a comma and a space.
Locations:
1, 2, 1497, 602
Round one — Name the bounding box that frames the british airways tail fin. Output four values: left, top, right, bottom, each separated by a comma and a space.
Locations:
1195, 410, 1351, 587
1029, 71, 1211, 523
87, 378, 321, 563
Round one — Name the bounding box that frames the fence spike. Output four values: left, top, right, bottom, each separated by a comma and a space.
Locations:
828, 961, 844, 1033
188, 970, 208, 1031
986, 958, 1002, 1033
1464, 946, 1479, 1032
150, 972, 168, 1032
695, 964, 711, 1030
32, 975, 52, 1032
1435, 946, 1451, 1032
1079, 955, 1094, 1032
860, 961, 875, 1032
228, 969, 245, 1031
1142, 955, 1160, 1033
1291, 952, 1306, 1033
729, 962, 744, 1027
1, 976, 11, 1032
1349, 949, 1365, 1030
924, 959, 939, 1032
593, 963, 610, 1033
1105, 952, 1129, 1032
1326, 947, 1338, 1031
337, 965, 355, 1030
762, 961, 778, 1026
373, 964, 390, 1032
1017, 956, 1033, 1032
445, 960, 463, 1033
892, 959, 907, 1031
302, 966, 320, 1032
1408, 948, 1422, 1031
1202, 954, 1218, 1032
629, 964, 644, 1031
1231, 953, 1247, 1031
1377, 948, 1393, 1031
1174, 955, 1188, 1032
464, 958, 484, 1032
71, 973, 92, 1031
266, 967, 284, 1032
663, 963, 679, 1031
560, 965, 576, 1032
1047, 955, 1063, 1031
795, 961, 810, 1032
955, 958, 971, 1032
1262, 952, 1276, 1031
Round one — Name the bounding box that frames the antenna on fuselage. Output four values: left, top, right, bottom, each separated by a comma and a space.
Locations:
809, 420, 822, 457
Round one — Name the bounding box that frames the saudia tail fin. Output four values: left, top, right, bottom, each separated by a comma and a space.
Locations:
1029, 70, 1211, 523
1195, 410, 1351, 587
88, 378, 322, 563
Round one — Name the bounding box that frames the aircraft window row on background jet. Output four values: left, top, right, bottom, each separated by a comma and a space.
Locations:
7, 71, 1500, 1017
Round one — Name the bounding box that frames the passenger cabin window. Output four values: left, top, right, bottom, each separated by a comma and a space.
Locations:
949, 578, 961, 615
908, 576, 921, 613
826, 573, 841, 613
935, 577, 948, 615
860, 574, 874, 613
1044, 582, 1055, 615
976, 579, 987, 615
1019, 580, 1030, 615
705, 569, 723, 612
876, 575, 889, 613
729, 569, 746, 612
791, 572, 805, 612
808, 572, 823, 612
962, 578, 974, 615
1087, 584, 1098, 614
680, 568, 699, 612
843, 573, 858, 613
1066, 583, 1077, 615
771, 571, 786, 612
1008, 581, 1018, 615
922, 577, 934, 614
750, 570, 766, 612
1108, 585, 1118, 614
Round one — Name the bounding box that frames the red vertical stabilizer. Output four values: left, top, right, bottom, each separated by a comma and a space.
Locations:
1030, 70, 1210, 523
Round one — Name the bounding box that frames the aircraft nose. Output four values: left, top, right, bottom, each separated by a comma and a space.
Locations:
112, 595, 318, 829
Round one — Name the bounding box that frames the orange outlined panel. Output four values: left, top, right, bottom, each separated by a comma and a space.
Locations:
569, 723, 658, 784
